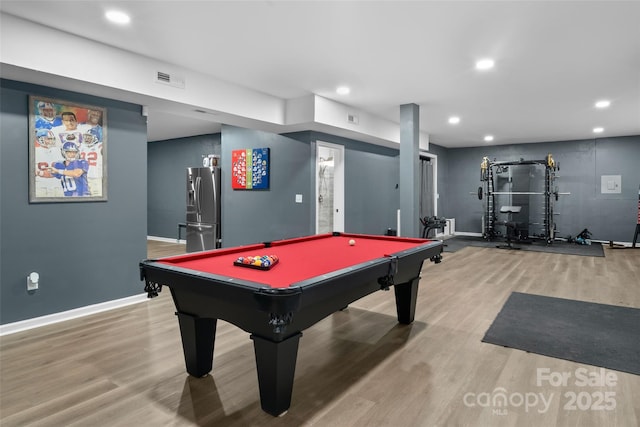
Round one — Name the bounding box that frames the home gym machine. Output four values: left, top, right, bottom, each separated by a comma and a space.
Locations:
478, 154, 568, 245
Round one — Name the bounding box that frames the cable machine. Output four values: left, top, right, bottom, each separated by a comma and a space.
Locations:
478, 154, 568, 245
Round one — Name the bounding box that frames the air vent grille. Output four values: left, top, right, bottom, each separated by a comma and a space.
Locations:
156, 71, 171, 83
155, 71, 185, 89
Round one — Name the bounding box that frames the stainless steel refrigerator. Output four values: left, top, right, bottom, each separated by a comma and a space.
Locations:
186, 167, 221, 252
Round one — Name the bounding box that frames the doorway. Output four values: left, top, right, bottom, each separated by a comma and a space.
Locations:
316, 141, 345, 233
420, 152, 438, 219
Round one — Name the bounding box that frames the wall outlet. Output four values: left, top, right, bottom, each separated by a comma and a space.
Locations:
27, 272, 39, 291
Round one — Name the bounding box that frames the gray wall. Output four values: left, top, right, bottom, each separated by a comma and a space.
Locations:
447, 136, 640, 242
345, 149, 399, 234
286, 131, 403, 236
147, 133, 221, 238
0, 79, 148, 324
147, 128, 411, 243
221, 125, 312, 246
4, 75, 636, 327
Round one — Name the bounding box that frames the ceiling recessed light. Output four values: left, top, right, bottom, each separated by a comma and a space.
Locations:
336, 86, 350, 95
595, 100, 611, 109
448, 116, 460, 124
484, 135, 494, 142
106, 10, 131, 25
593, 127, 604, 133
475, 59, 495, 70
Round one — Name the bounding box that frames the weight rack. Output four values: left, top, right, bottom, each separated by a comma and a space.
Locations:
479, 154, 566, 245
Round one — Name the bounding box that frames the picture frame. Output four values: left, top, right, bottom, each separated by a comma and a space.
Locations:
231, 148, 270, 190
29, 96, 107, 203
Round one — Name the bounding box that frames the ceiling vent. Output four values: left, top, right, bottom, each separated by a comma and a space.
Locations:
155, 71, 185, 89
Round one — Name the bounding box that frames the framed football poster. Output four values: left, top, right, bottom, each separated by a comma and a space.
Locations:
29, 96, 107, 202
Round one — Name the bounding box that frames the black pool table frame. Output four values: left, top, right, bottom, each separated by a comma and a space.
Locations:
140, 235, 442, 416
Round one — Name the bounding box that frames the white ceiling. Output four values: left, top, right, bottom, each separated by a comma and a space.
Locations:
2, 1, 639, 148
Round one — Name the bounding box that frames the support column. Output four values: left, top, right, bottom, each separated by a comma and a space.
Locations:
400, 103, 420, 237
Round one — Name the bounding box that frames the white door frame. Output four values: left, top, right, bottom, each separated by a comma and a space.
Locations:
419, 151, 438, 217
315, 141, 345, 233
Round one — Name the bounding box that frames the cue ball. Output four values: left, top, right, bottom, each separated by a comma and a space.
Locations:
349, 239, 355, 246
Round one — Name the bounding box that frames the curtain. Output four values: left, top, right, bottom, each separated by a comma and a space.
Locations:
420, 157, 434, 219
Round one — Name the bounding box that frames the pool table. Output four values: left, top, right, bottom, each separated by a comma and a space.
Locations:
140, 232, 442, 416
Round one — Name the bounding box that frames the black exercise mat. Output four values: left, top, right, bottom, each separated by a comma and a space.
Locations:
482, 292, 640, 375
442, 236, 604, 257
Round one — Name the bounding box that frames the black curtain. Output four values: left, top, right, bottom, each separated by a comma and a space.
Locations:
420, 157, 434, 219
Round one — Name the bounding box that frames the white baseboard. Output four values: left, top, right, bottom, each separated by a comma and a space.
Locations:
0, 294, 149, 336
454, 231, 483, 237
147, 235, 185, 244
593, 239, 635, 247
449, 234, 636, 247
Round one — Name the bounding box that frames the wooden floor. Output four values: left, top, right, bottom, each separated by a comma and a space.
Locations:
1, 240, 639, 426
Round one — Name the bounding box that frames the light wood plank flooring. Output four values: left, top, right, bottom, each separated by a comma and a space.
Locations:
1, 240, 639, 426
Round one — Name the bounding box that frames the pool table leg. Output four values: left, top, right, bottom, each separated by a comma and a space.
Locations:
176, 312, 217, 377
394, 277, 420, 324
250, 332, 302, 416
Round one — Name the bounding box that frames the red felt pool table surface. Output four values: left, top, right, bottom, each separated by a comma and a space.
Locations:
157, 233, 433, 289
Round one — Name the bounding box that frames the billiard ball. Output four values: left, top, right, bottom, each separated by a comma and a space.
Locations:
349, 239, 355, 246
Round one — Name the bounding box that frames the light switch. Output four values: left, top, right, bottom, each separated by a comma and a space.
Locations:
601, 175, 622, 194
295, 194, 303, 203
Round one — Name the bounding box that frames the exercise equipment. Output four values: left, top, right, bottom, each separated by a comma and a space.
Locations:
420, 216, 447, 238
479, 154, 568, 245
496, 206, 522, 250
